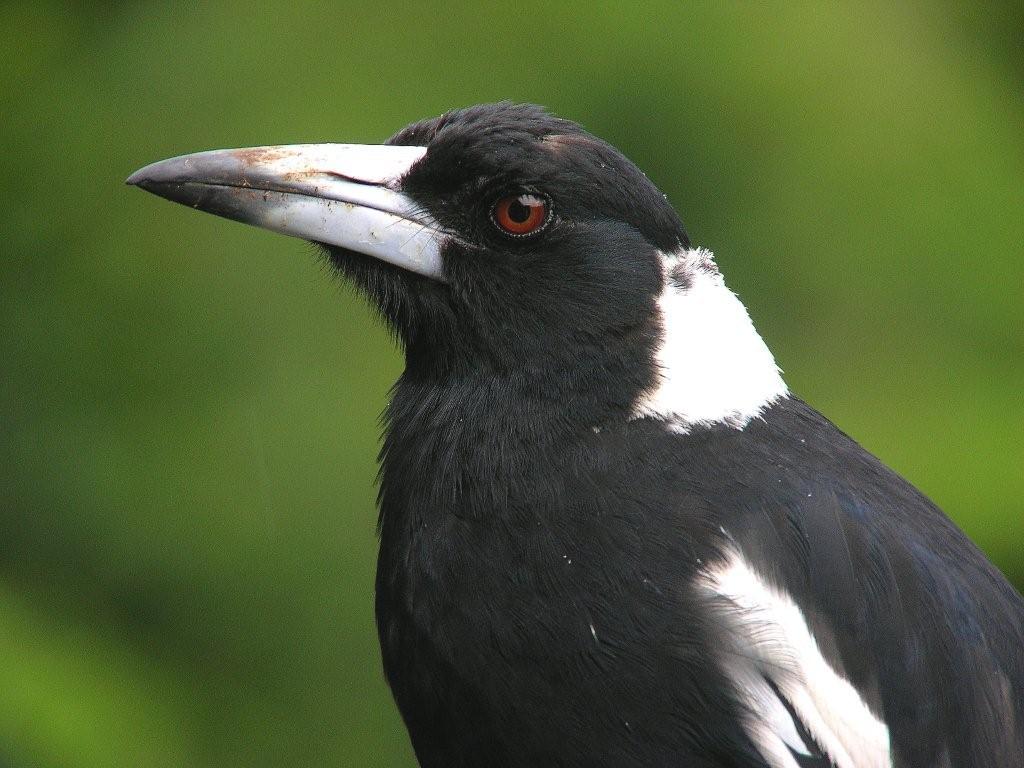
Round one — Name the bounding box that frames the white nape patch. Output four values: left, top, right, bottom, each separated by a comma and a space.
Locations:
698, 551, 892, 768
633, 248, 787, 432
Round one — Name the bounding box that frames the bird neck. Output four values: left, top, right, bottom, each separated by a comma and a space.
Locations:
383, 247, 789, 485
634, 248, 789, 432
379, 323, 657, 532
378, 247, 788, 528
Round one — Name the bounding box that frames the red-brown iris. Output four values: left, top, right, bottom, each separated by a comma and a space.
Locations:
491, 193, 550, 237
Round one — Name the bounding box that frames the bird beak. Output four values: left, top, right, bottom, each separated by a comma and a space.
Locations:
126, 144, 445, 280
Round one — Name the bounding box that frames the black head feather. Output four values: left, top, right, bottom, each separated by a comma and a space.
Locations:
327, 103, 687, 410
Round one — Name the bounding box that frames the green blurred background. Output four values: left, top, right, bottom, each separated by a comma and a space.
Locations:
2, 1, 1022, 766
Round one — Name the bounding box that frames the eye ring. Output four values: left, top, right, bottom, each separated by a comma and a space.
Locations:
490, 192, 551, 238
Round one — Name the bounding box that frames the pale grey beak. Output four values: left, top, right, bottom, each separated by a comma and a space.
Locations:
126, 144, 445, 280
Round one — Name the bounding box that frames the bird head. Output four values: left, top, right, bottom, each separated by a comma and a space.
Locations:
128, 103, 784, 430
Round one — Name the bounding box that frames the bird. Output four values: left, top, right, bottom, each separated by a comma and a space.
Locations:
128, 102, 1023, 768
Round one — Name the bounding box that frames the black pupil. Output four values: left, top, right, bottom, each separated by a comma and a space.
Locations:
508, 198, 532, 223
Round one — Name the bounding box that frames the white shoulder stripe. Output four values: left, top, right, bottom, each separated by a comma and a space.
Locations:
632, 248, 788, 433
737, 672, 814, 768
697, 550, 892, 768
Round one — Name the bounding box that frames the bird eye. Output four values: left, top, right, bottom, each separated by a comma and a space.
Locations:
491, 193, 551, 238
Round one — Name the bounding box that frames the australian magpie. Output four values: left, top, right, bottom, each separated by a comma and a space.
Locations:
128, 102, 1023, 768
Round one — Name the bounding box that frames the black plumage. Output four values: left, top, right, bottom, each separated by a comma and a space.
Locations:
373, 390, 1024, 767
129, 102, 1024, 768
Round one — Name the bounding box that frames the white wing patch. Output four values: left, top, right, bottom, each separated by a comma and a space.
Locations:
632, 248, 788, 433
698, 550, 893, 768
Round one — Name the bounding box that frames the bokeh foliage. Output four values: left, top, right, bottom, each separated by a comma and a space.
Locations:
2, 2, 1022, 766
